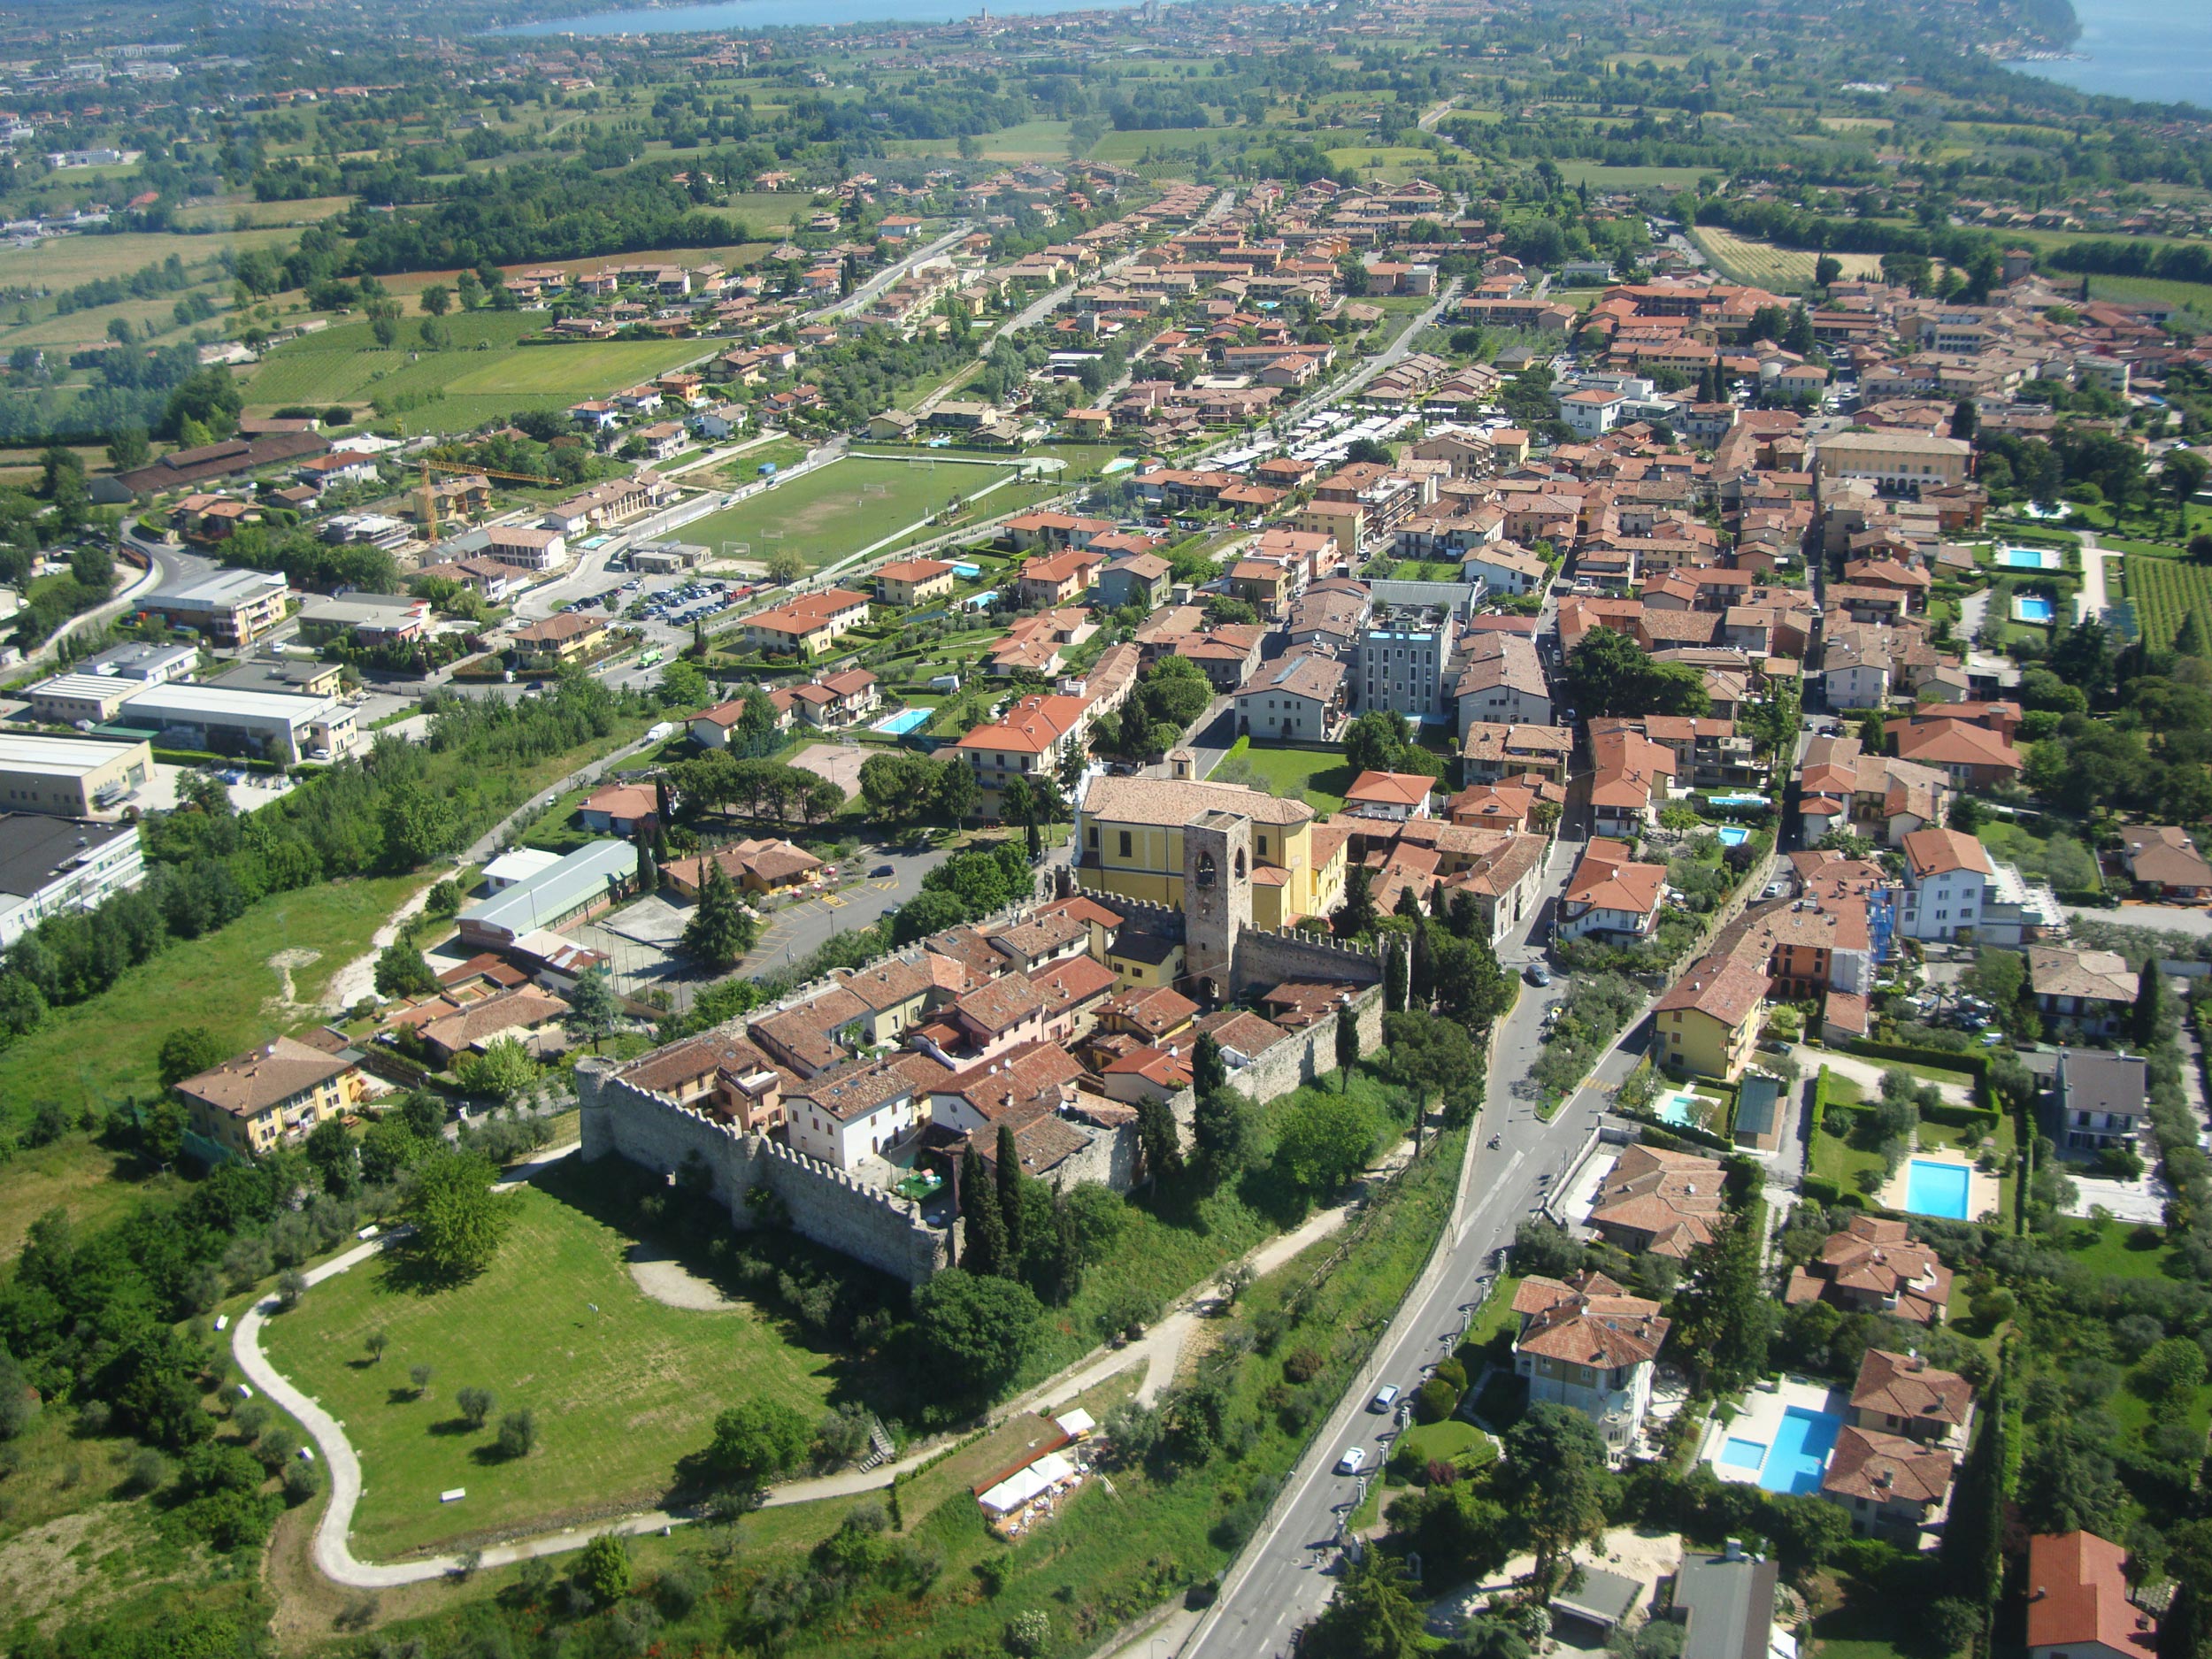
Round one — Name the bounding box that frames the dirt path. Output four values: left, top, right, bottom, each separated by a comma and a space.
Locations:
244, 1141, 1407, 1587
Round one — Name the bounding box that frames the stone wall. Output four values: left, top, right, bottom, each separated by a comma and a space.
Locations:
576, 1058, 949, 1284
1233, 924, 1385, 996
1225, 986, 1385, 1104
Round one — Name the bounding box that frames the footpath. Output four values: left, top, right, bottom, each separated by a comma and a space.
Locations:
236, 1137, 1406, 1589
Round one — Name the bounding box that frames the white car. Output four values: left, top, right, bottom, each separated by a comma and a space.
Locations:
1337, 1447, 1366, 1475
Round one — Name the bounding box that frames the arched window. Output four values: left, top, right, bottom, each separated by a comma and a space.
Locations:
1194, 849, 1217, 887
1234, 848, 1248, 880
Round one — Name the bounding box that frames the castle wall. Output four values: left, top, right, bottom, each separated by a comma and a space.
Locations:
1233, 924, 1385, 995
577, 1058, 949, 1285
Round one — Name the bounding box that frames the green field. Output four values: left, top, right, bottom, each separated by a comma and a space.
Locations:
258, 1171, 847, 1558
0, 227, 297, 290
1207, 738, 1356, 813
683, 455, 1018, 571
2085, 274, 2212, 319
1089, 125, 1222, 163
1556, 161, 1709, 190
246, 311, 710, 432
2124, 552, 2212, 648
888, 119, 1076, 162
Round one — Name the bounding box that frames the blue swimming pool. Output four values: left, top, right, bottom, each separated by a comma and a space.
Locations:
1717, 826, 1750, 847
1706, 792, 1769, 808
2000, 546, 2059, 570
1906, 1158, 1971, 1219
2014, 595, 2056, 623
949, 561, 981, 578
875, 707, 931, 735
1760, 1407, 1843, 1494
1720, 1437, 1768, 1471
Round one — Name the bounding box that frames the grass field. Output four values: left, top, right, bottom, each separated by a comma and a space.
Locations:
259, 1171, 848, 1559
2085, 274, 2212, 319
887, 119, 1076, 163
0, 227, 297, 290
2124, 552, 2212, 648
1089, 125, 1221, 163
1325, 145, 1444, 180
683, 456, 1018, 571
1557, 161, 1709, 190
721, 191, 810, 231
1691, 227, 1887, 290
168, 196, 357, 230
1207, 738, 1356, 813
246, 311, 709, 432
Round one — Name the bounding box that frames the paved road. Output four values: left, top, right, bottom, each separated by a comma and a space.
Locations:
1177, 798, 1650, 1659
741, 834, 956, 975
819, 222, 974, 321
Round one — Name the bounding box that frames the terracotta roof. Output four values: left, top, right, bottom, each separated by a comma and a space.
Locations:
418, 987, 571, 1056
1655, 953, 1770, 1028
1901, 826, 1994, 878
1852, 1348, 1974, 1429
1512, 1271, 1671, 1369
1344, 770, 1434, 809
2028, 945, 2138, 1006
1820, 1425, 1955, 1507
955, 972, 1048, 1035
2024, 1532, 2158, 1659
175, 1037, 355, 1120
1080, 775, 1315, 828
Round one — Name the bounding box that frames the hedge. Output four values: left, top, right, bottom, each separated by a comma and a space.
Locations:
1842, 1038, 1994, 1109
1809, 1064, 1832, 1140
1801, 1172, 1844, 1207
1615, 1107, 1737, 1155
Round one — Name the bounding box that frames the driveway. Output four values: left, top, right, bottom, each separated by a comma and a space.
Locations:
1793, 1044, 1975, 1110
2065, 900, 2212, 940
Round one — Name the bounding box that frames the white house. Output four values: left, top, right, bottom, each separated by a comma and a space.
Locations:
1558, 840, 1666, 941
1557, 387, 1628, 439
1462, 541, 1549, 595
1895, 826, 1991, 941
1512, 1271, 1670, 1464
784, 1055, 928, 1170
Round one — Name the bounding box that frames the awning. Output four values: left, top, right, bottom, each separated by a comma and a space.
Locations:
979, 1451, 1076, 1516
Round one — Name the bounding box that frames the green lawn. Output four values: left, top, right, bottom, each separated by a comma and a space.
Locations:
2058, 1216, 2188, 1280
246, 312, 709, 434
1207, 739, 1356, 814
1394, 1417, 1494, 1471
258, 1170, 850, 1559
684, 456, 1018, 572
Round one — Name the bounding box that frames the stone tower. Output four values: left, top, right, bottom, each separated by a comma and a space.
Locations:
1183, 809, 1253, 1003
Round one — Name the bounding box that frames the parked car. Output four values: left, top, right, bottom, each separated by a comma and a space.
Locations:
1336, 1447, 1366, 1475
1369, 1386, 1401, 1414
871, 863, 895, 878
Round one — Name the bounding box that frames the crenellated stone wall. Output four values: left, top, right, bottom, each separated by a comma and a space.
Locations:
576, 1058, 950, 1284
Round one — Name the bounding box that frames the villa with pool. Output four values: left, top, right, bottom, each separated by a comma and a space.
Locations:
1701, 1348, 1970, 1549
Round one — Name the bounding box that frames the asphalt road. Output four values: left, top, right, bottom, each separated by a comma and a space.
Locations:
1181, 803, 1655, 1659
742, 834, 956, 973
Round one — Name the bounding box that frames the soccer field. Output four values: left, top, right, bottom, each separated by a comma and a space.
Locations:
246, 311, 707, 431
682, 456, 1017, 570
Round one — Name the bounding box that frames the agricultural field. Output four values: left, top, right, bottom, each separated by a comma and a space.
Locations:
257, 1172, 850, 1559
167, 195, 357, 231
1325, 145, 1445, 181
681, 455, 1019, 572
1088, 125, 1222, 164
0, 227, 296, 291
244, 311, 710, 433
1556, 161, 1709, 190
887, 119, 1076, 162
2124, 552, 2212, 649
1690, 227, 1887, 290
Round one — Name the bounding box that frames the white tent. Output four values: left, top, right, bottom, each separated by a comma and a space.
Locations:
979, 1452, 1075, 1516
1055, 1409, 1095, 1439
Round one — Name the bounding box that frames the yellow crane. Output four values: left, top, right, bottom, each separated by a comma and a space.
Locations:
416, 458, 568, 539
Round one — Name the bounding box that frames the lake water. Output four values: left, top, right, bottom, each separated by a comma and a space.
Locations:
502, 0, 1136, 35
2010, 0, 2212, 106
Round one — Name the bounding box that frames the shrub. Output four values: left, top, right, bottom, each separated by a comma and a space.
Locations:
576, 1532, 633, 1607
1412, 1378, 1460, 1425
1005, 1609, 1050, 1656
497, 1409, 536, 1460
1283, 1346, 1325, 1384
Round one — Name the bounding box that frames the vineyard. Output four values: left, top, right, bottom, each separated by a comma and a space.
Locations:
2124, 552, 2212, 648
1690, 227, 1889, 291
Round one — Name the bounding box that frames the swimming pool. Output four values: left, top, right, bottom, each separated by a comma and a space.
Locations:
1706, 792, 1769, 809
2014, 595, 2056, 623
2000, 546, 2061, 571
949, 561, 981, 578
1719, 1437, 1768, 1471
875, 707, 931, 736
1759, 1407, 1843, 1494
1717, 826, 1750, 847
1654, 1087, 1704, 1127
1906, 1158, 1971, 1219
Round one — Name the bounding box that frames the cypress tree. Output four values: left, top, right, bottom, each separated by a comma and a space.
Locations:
634, 833, 658, 895
1383, 937, 1408, 1013
1409, 919, 1434, 1010
995, 1123, 1025, 1278
1334, 1002, 1360, 1088
958, 1143, 1002, 1277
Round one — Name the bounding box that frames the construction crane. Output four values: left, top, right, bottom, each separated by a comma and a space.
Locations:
416, 458, 567, 540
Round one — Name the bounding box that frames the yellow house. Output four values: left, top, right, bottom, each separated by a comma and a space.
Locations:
743, 588, 871, 657
874, 557, 956, 608
1292, 499, 1365, 555
833, 956, 938, 1048
175, 1036, 365, 1157
1076, 776, 1345, 930
510, 613, 607, 665
1653, 954, 1767, 1080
